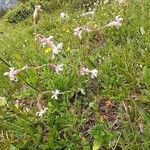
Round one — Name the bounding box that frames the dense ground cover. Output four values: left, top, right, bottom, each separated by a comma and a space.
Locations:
0, 0, 150, 149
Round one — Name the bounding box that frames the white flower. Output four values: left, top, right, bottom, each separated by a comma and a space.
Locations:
80, 67, 90, 76
74, 27, 91, 39
80, 67, 98, 79
36, 34, 63, 59
90, 69, 98, 79
105, 16, 123, 29
74, 27, 83, 39
36, 107, 48, 117
52, 43, 63, 59
4, 66, 28, 82
4, 67, 18, 81
60, 12, 69, 20
54, 64, 64, 74
51, 90, 61, 100
80, 9, 95, 17
36, 34, 54, 47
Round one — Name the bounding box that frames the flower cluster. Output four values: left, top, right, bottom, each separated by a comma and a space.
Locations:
80, 67, 98, 79
36, 34, 63, 59
33, 5, 43, 24
3, 4, 124, 118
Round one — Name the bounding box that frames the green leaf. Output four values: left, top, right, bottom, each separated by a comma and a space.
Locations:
93, 138, 102, 150
0, 97, 7, 106
10, 145, 18, 150
143, 66, 150, 90
87, 57, 97, 68
140, 27, 145, 35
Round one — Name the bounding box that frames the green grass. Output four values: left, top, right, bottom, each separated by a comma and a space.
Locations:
0, 0, 150, 149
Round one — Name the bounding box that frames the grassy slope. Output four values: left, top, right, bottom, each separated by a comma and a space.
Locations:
0, 0, 150, 149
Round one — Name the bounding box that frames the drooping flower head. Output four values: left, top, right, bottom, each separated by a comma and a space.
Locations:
90, 69, 98, 79
52, 43, 63, 59
105, 16, 123, 29
4, 65, 28, 82
33, 5, 43, 24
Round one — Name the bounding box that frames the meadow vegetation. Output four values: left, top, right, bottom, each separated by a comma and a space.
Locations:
0, 0, 150, 149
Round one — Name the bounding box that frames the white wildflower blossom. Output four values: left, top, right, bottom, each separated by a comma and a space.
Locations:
54, 64, 64, 74
74, 27, 83, 39
36, 34, 63, 58
51, 90, 61, 100
36, 107, 48, 117
90, 69, 98, 79
74, 27, 91, 39
60, 12, 69, 20
36, 34, 54, 47
105, 16, 123, 29
80, 67, 90, 76
52, 43, 63, 59
4, 67, 19, 81
4, 66, 28, 82
80, 67, 98, 79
